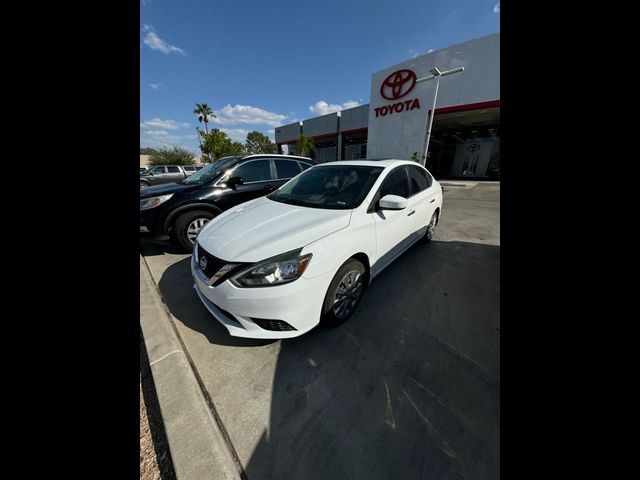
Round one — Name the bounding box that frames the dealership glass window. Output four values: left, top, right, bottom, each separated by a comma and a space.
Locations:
429, 121, 500, 179
342, 132, 368, 160
313, 137, 338, 163
233, 160, 272, 182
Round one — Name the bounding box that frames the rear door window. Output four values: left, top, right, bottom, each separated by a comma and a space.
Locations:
408, 165, 432, 195
275, 160, 302, 179
299, 161, 313, 171
233, 160, 273, 182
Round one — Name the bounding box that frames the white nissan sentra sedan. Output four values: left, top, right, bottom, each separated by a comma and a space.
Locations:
191, 159, 443, 339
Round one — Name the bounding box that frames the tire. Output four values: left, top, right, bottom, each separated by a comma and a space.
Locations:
423, 211, 438, 243
321, 258, 367, 325
140, 181, 150, 189
171, 210, 216, 252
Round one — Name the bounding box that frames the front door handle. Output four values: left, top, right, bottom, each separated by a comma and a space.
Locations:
407, 209, 416, 216
430, 198, 435, 203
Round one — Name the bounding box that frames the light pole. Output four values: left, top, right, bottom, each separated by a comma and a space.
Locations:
416, 66, 464, 166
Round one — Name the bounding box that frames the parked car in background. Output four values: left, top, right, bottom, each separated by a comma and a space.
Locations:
191, 159, 443, 339
140, 154, 316, 250
183, 165, 199, 176
140, 165, 199, 188
140, 166, 148, 173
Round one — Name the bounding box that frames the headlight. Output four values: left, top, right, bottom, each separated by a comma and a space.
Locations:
140, 194, 173, 211
230, 249, 312, 287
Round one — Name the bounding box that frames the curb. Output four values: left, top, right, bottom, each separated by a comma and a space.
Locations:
140, 255, 242, 480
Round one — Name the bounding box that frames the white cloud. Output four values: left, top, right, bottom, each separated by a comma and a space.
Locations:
146, 129, 170, 137
211, 104, 288, 127
140, 118, 190, 130
220, 128, 250, 142
140, 131, 197, 150
493, 3, 500, 13
309, 100, 361, 116
142, 25, 186, 56
149, 82, 163, 90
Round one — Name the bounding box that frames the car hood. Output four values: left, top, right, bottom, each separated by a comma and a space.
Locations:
139, 182, 202, 198
197, 196, 352, 262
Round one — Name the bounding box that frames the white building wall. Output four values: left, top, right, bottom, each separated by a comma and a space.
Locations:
366, 32, 500, 160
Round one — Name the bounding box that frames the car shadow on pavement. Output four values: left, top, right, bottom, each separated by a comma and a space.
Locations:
157, 239, 500, 479
156, 254, 275, 348
140, 236, 185, 257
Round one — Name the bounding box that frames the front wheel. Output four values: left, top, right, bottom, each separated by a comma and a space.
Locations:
171, 210, 215, 252
321, 258, 366, 325
140, 181, 150, 189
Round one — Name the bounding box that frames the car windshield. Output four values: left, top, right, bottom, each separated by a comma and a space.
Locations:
181, 156, 243, 185
268, 165, 384, 210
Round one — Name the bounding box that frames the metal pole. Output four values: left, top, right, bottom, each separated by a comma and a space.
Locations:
422, 74, 440, 166
416, 66, 464, 167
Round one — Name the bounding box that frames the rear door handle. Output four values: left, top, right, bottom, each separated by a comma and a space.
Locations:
407, 209, 416, 216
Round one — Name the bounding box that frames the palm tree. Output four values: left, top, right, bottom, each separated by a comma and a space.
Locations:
193, 103, 216, 134
296, 134, 315, 158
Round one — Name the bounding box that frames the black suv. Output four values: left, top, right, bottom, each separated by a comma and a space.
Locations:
140, 154, 316, 251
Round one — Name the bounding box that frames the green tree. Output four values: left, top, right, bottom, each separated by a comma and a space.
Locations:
199, 128, 245, 161
148, 146, 196, 166
296, 134, 315, 158
194, 103, 216, 161
193, 103, 216, 134
245, 131, 277, 154
410, 152, 425, 163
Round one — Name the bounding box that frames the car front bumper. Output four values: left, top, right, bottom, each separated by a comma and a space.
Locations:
139, 209, 165, 236
191, 254, 332, 339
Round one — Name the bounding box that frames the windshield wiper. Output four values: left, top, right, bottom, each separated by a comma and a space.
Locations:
277, 197, 324, 208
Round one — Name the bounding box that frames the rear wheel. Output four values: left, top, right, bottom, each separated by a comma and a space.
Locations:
140, 181, 150, 189
321, 258, 366, 324
171, 210, 215, 252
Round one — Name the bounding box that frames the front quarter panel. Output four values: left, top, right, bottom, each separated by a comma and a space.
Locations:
302, 204, 376, 282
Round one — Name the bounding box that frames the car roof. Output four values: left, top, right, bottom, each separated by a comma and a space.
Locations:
243, 154, 315, 162
316, 159, 421, 168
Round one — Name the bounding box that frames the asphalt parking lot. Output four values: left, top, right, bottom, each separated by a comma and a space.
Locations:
141, 181, 500, 480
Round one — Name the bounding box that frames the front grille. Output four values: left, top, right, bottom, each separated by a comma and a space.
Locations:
195, 243, 247, 287
250, 318, 297, 332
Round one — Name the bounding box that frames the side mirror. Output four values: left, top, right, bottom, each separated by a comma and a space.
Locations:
225, 176, 244, 189
379, 194, 407, 210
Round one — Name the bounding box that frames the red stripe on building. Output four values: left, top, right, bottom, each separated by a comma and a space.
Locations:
340, 127, 368, 136
431, 99, 500, 115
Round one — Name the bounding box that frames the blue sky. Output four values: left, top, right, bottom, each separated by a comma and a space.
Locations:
140, 0, 500, 153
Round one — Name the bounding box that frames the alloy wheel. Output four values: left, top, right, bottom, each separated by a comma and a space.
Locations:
332, 270, 364, 319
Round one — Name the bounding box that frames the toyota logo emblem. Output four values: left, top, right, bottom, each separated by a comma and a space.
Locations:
380, 69, 417, 100
199, 256, 208, 270
467, 144, 481, 153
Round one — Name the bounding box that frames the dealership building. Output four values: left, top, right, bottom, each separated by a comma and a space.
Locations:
275, 32, 500, 179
